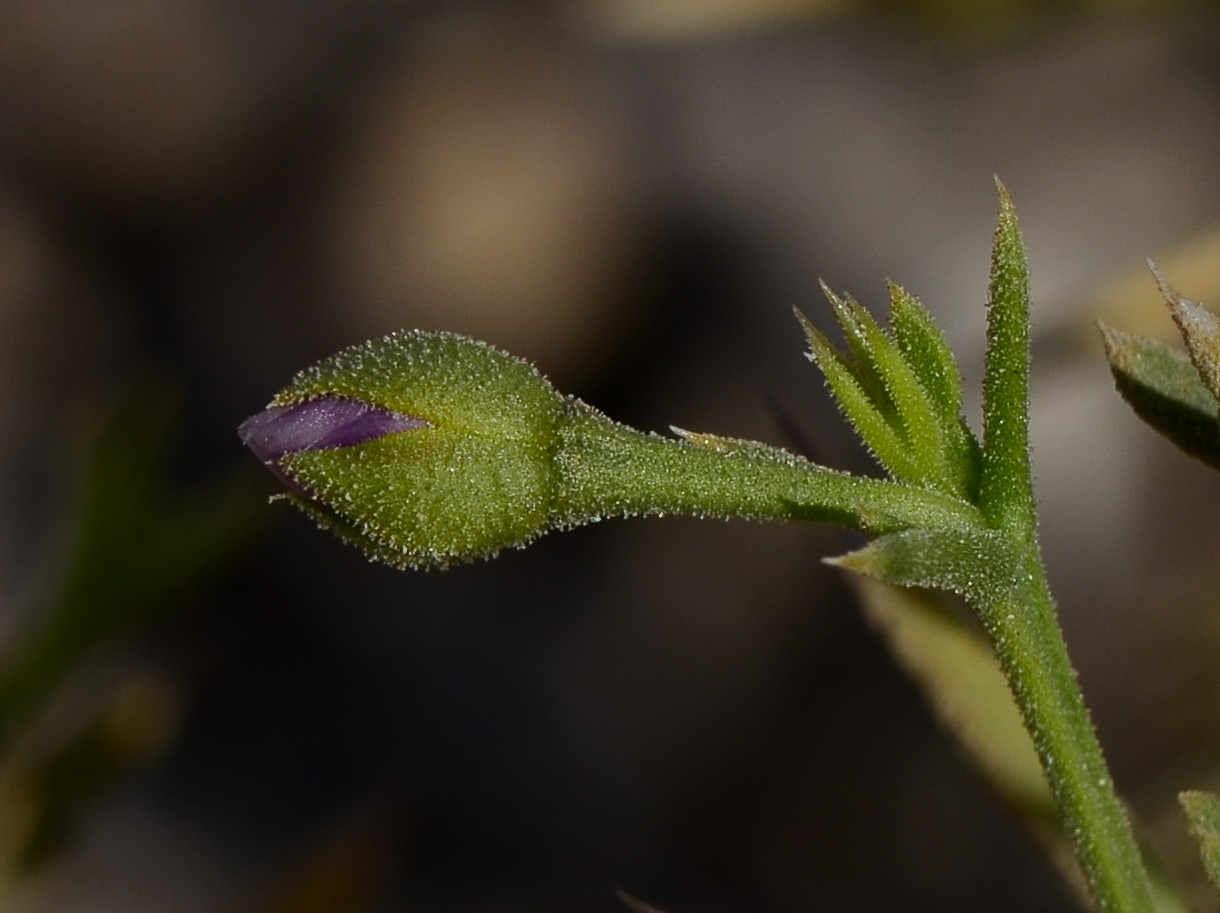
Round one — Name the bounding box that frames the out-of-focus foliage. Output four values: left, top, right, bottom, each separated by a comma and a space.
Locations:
0, 391, 261, 888
1180, 790, 1220, 896
1105, 272, 1220, 472
1101, 323, 1220, 471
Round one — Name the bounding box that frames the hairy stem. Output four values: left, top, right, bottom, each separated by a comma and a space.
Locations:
553, 400, 985, 534
980, 549, 1153, 913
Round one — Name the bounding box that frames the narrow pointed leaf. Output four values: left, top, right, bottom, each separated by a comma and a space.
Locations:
888, 282, 964, 419
828, 526, 1018, 609
819, 282, 898, 420
796, 309, 921, 481
979, 180, 1035, 537
887, 282, 982, 499
949, 418, 984, 499
1180, 790, 1220, 893
1101, 322, 1220, 470
835, 292, 954, 491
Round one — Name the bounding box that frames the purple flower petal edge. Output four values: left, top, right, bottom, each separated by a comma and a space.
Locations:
238, 396, 429, 464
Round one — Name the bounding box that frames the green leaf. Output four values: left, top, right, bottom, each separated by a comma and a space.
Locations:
1100, 322, 1220, 470
819, 282, 899, 420
1180, 790, 1220, 893
979, 179, 1036, 538
795, 308, 923, 482
801, 280, 981, 500
831, 288, 956, 491
888, 281, 964, 420
828, 526, 1019, 608
888, 282, 983, 500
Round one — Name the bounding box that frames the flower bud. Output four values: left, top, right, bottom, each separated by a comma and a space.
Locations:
243, 330, 986, 570
240, 330, 567, 569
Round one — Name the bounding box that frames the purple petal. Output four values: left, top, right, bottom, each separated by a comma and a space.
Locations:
238, 396, 429, 464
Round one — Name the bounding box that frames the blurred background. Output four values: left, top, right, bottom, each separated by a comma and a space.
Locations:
3, 1, 1220, 911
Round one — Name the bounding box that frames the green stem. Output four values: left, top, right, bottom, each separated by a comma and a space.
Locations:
553, 401, 985, 534
980, 547, 1154, 913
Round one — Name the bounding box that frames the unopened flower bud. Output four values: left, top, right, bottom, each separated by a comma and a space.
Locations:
242, 330, 983, 569
240, 330, 567, 568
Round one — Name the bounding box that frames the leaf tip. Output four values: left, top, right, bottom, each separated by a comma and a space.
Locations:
823, 543, 872, 573
993, 175, 1013, 209
1152, 268, 1220, 400
1147, 258, 1172, 300
1096, 320, 1129, 362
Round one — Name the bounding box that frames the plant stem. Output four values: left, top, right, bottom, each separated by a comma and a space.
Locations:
553, 401, 985, 534
980, 546, 1154, 913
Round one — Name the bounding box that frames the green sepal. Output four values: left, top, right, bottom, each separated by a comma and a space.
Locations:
1180, 790, 1220, 893
282, 421, 557, 570
1100, 323, 1220, 470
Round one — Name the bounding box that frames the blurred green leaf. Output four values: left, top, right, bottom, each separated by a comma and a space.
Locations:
8, 670, 181, 874
1101, 323, 1220, 470
0, 388, 264, 754
1180, 791, 1220, 894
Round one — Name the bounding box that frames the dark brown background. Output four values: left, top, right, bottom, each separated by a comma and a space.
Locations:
3, 2, 1220, 911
